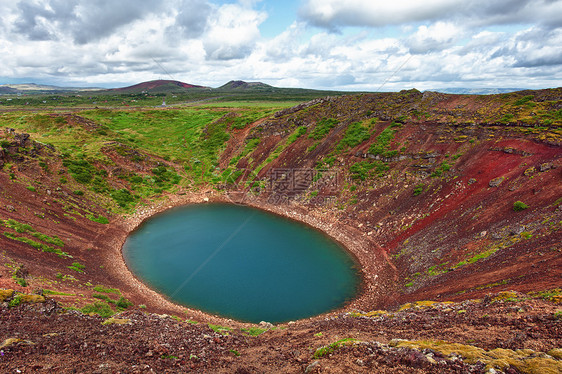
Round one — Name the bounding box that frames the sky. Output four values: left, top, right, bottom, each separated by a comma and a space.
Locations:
1, 0, 561, 91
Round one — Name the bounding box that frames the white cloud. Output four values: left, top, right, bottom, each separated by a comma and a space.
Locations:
299, 0, 562, 29
0, 0, 560, 90
203, 3, 266, 60
406, 22, 464, 54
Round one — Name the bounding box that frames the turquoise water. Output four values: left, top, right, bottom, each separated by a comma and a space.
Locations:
122, 203, 360, 323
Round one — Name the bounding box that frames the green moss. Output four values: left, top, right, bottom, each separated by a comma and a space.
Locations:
349, 160, 389, 181
309, 117, 338, 140
241, 327, 268, 336
68, 262, 85, 273
313, 338, 356, 359
336, 121, 371, 151
287, 126, 307, 144
3, 231, 69, 258
209, 324, 232, 335
92, 285, 121, 295
43, 289, 75, 296
393, 339, 562, 373
87, 214, 109, 224
513, 201, 529, 211
455, 248, 498, 268
8, 295, 23, 308
368, 125, 397, 156
431, 162, 451, 177
92, 293, 133, 309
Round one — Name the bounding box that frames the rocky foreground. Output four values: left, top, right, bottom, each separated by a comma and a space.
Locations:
1, 289, 561, 373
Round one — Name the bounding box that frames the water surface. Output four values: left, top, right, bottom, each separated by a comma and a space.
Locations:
123, 203, 359, 323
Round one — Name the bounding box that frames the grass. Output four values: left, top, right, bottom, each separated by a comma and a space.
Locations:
431, 162, 451, 178
43, 289, 75, 296
92, 293, 133, 309
455, 248, 498, 268
287, 126, 307, 144
528, 288, 561, 301
9, 295, 23, 308
2, 219, 65, 247
335, 121, 371, 151
80, 301, 115, 318
313, 338, 356, 359
229, 138, 261, 166
368, 122, 400, 157
241, 327, 268, 336
87, 214, 109, 224
68, 262, 85, 273
309, 117, 338, 140
92, 285, 121, 295
349, 160, 389, 181
3, 231, 70, 258
209, 324, 232, 335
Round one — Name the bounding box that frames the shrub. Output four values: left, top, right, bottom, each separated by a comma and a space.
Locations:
111, 188, 136, 208
81, 301, 114, 318
115, 296, 133, 309
513, 201, 529, 211
514, 95, 534, 106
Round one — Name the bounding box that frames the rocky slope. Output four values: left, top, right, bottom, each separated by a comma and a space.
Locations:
0, 88, 561, 373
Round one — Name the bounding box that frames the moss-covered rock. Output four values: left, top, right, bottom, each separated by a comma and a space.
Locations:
0, 289, 15, 302
390, 339, 562, 374
19, 294, 46, 303
102, 317, 131, 325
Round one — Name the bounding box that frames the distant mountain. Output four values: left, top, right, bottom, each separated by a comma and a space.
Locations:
0, 83, 102, 93
218, 80, 273, 90
432, 88, 525, 95
110, 80, 208, 94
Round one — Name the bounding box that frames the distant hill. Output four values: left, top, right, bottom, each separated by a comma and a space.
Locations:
432, 87, 525, 95
0, 86, 17, 94
0, 83, 102, 93
218, 80, 273, 90
109, 80, 209, 94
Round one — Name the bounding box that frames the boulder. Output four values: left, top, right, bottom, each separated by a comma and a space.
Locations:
489, 177, 505, 187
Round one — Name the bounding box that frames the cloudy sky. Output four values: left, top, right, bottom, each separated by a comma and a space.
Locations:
1, 0, 561, 90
